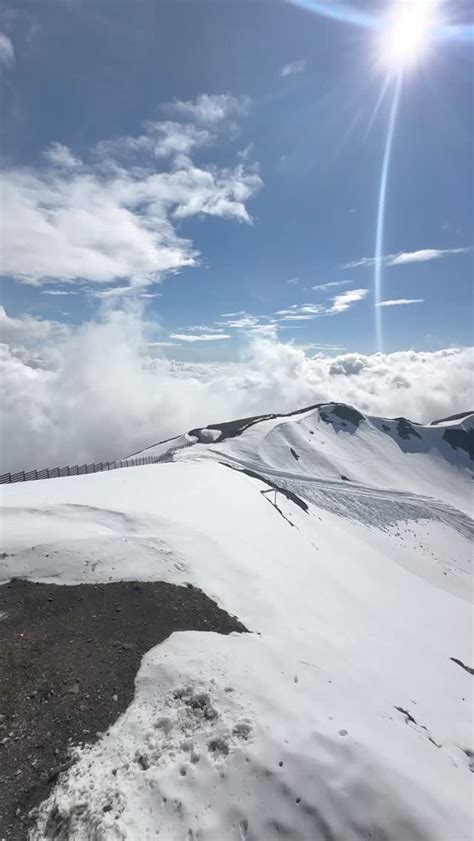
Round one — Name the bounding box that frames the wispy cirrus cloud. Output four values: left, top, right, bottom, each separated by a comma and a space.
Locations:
169, 333, 231, 343
345, 247, 472, 269
276, 304, 325, 320
275, 290, 368, 321
280, 59, 306, 78
176, 325, 224, 334
216, 314, 261, 329
41, 289, 78, 296
214, 313, 279, 339
0, 33, 14, 70
147, 341, 182, 348
312, 280, 351, 291
329, 288, 368, 313
376, 299, 424, 307
178, 289, 369, 343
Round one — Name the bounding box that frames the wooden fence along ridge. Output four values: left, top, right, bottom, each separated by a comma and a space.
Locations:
0, 455, 158, 485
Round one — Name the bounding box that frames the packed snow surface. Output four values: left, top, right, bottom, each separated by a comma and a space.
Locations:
1, 403, 472, 840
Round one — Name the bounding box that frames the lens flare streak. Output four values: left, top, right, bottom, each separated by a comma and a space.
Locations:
374, 74, 402, 351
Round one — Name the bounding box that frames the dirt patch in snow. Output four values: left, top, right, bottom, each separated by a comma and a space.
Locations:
0, 578, 246, 841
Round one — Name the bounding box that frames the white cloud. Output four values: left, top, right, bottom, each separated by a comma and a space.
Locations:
388, 248, 471, 266
152, 122, 213, 157
280, 59, 306, 78
275, 293, 366, 320
0, 33, 14, 69
1, 98, 262, 290
41, 289, 76, 296
376, 299, 424, 307
95, 95, 250, 162
168, 94, 250, 124
276, 304, 324, 318
312, 280, 351, 291
176, 325, 225, 334
43, 142, 82, 169
99, 122, 214, 160
215, 313, 279, 340
286, 277, 300, 285
280, 314, 319, 321
345, 247, 472, 269
0, 151, 262, 288
248, 323, 279, 340
1, 307, 472, 474
147, 341, 182, 347
329, 288, 368, 313
217, 315, 261, 329
220, 311, 246, 318
0, 305, 65, 349
169, 333, 231, 343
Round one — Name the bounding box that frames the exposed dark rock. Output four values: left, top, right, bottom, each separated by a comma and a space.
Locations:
319, 404, 364, 430
394, 418, 422, 441
431, 411, 473, 426
443, 428, 474, 460
0, 578, 246, 841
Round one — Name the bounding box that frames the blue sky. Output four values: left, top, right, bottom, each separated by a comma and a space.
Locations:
1, 0, 472, 360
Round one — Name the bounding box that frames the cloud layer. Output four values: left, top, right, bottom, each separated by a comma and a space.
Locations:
1, 307, 472, 474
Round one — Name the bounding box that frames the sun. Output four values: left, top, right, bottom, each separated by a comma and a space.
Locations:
380, 0, 442, 70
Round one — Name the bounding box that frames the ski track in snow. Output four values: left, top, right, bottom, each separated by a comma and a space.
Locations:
1, 404, 472, 841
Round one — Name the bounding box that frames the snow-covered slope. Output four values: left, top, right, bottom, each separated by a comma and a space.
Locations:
132, 402, 473, 513
1, 403, 472, 841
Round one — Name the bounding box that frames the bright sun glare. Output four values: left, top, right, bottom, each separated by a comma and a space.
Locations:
381, 0, 441, 69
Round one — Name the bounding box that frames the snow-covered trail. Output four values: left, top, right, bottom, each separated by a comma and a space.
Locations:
183, 446, 473, 536
194, 445, 459, 502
